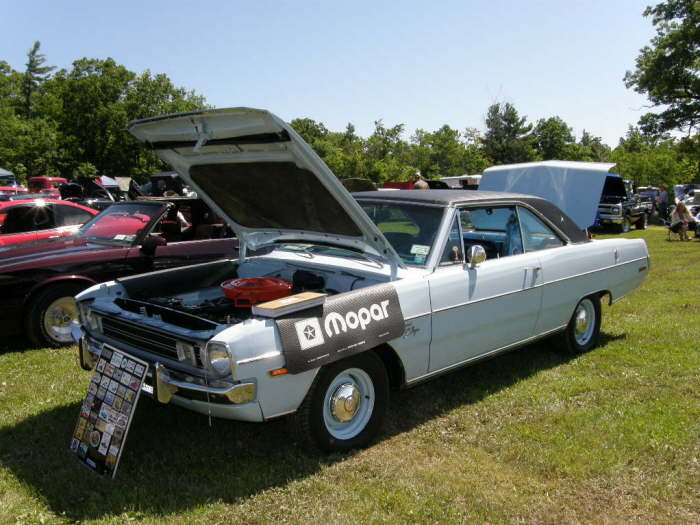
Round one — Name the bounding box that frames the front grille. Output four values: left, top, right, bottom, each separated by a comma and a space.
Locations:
598, 205, 620, 215
101, 316, 201, 366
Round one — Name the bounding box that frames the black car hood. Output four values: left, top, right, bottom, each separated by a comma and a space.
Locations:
0, 236, 125, 272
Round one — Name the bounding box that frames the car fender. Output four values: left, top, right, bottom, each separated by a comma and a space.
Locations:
24, 274, 98, 307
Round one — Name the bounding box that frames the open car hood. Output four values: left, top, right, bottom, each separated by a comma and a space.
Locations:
601, 175, 628, 199
128, 108, 404, 268
481, 160, 615, 229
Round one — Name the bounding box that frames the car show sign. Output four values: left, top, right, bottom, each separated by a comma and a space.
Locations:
70, 346, 148, 479
276, 283, 405, 373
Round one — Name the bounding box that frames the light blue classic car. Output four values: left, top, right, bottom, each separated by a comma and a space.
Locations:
73, 108, 649, 452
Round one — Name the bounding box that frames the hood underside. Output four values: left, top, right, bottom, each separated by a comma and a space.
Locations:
481, 161, 616, 229
128, 108, 404, 268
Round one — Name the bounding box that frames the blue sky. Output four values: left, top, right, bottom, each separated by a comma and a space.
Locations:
2, 0, 655, 147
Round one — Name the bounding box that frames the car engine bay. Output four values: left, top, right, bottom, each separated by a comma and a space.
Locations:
113, 257, 387, 329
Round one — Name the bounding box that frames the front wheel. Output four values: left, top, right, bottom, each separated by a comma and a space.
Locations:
557, 295, 602, 354
289, 352, 388, 452
26, 282, 86, 348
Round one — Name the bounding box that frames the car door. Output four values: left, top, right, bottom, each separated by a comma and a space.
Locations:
427, 206, 544, 372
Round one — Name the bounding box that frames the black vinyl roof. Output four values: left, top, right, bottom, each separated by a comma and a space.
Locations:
353, 189, 589, 244
353, 189, 541, 205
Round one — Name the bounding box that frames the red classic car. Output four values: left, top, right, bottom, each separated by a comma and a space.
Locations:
0, 199, 99, 248
27, 176, 68, 197
0, 198, 238, 347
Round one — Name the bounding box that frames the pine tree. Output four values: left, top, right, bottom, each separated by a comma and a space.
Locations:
21, 41, 55, 117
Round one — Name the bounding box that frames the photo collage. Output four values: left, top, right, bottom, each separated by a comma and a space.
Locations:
70, 346, 148, 478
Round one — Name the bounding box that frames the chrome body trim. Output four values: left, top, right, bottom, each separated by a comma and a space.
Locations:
404, 311, 431, 321
542, 256, 647, 286
236, 351, 282, 365
406, 324, 567, 385
431, 256, 648, 315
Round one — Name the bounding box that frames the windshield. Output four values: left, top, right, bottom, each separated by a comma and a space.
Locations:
358, 201, 444, 266
79, 203, 163, 245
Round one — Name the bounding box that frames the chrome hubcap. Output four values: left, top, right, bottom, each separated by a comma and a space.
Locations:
323, 367, 375, 440
330, 382, 361, 423
573, 299, 595, 346
43, 296, 78, 343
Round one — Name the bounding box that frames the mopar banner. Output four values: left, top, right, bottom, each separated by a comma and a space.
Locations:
276, 283, 405, 373
70, 347, 148, 479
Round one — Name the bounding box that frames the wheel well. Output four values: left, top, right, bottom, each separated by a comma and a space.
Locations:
596, 290, 613, 306
372, 344, 405, 390
23, 277, 94, 313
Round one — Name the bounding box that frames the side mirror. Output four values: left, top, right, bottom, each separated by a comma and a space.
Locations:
140, 234, 167, 256
467, 245, 486, 269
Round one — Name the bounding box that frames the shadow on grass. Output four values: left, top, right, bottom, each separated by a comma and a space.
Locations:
0, 332, 621, 521
384, 332, 624, 438
0, 336, 40, 354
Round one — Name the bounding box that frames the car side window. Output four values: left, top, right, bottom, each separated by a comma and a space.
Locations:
54, 204, 95, 227
459, 206, 523, 260
2, 205, 55, 233
439, 214, 463, 266
517, 207, 564, 252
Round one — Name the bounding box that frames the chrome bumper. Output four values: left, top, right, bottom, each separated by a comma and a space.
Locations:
74, 328, 256, 406
598, 214, 623, 223
152, 362, 255, 405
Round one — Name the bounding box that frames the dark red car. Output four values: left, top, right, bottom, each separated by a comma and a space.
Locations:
0, 199, 99, 248
0, 199, 237, 347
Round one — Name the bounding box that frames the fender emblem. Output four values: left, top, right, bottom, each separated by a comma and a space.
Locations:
403, 321, 419, 338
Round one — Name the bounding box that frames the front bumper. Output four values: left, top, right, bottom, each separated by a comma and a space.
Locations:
598, 214, 624, 223
74, 325, 258, 410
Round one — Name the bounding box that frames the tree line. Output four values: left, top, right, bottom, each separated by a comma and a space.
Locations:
1, 1, 698, 188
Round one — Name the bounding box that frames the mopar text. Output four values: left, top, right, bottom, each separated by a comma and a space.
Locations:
324, 300, 391, 337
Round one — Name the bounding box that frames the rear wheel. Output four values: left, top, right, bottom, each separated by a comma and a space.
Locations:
26, 282, 86, 348
558, 295, 602, 354
289, 352, 388, 452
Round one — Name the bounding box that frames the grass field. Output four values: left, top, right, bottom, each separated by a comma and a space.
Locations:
1, 226, 698, 524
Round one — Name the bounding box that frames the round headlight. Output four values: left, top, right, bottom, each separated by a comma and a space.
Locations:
206, 342, 232, 376
78, 302, 101, 332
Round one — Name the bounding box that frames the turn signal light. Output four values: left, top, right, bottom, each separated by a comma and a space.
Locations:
269, 368, 288, 377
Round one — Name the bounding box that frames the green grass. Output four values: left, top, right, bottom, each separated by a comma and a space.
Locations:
1, 226, 698, 524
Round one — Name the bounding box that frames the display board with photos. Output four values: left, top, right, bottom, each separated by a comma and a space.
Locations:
70, 346, 148, 478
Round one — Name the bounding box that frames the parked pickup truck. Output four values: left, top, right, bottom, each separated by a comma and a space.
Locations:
597, 175, 648, 233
